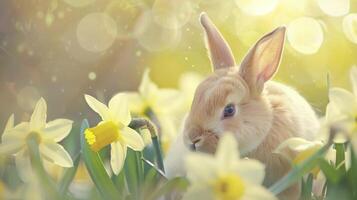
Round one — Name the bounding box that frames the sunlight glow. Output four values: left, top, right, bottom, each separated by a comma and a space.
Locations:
287, 17, 324, 54
235, 0, 279, 16
317, 0, 350, 17
63, 0, 95, 7
343, 14, 357, 44
77, 13, 117, 52
152, 0, 193, 29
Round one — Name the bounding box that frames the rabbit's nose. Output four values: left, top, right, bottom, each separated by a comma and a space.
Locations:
190, 137, 203, 151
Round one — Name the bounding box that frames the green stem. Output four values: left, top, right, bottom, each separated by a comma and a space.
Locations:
129, 118, 165, 172
59, 154, 80, 194
27, 134, 61, 200
152, 136, 165, 172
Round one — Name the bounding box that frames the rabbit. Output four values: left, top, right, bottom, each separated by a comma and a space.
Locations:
164, 13, 320, 200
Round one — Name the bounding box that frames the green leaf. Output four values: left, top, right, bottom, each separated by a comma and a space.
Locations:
347, 148, 357, 198
58, 154, 80, 194
318, 158, 342, 184
269, 144, 330, 195
27, 134, 61, 200
325, 178, 353, 200
124, 149, 140, 199
146, 177, 189, 200
301, 173, 313, 200
112, 171, 127, 196
141, 158, 169, 199
334, 143, 346, 173
80, 119, 121, 200
61, 124, 81, 159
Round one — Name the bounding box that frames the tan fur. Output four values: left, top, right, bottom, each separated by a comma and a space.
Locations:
164, 13, 319, 200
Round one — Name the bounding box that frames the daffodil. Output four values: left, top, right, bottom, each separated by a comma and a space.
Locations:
274, 137, 324, 177
126, 69, 181, 149
183, 133, 276, 200
0, 98, 73, 181
324, 66, 357, 152
178, 71, 204, 111
84, 93, 144, 175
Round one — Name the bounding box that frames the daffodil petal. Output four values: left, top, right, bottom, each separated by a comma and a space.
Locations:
109, 93, 131, 126
273, 137, 311, 162
39, 142, 73, 167
43, 119, 73, 142
185, 153, 217, 183
325, 102, 344, 123
121, 126, 144, 151
242, 184, 277, 200
274, 137, 315, 154
182, 184, 213, 200
329, 88, 357, 116
157, 115, 178, 141
126, 92, 146, 114
155, 89, 181, 113
84, 94, 111, 121
216, 133, 239, 166
2, 122, 30, 141
234, 160, 265, 185
110, 142, 126, 175
3, 114, 14, 132
15, 149, 32, 182
139, 69, 158, 99
0, 139, 23, 155
350, 66, 357, 96
30, 98, 47, 131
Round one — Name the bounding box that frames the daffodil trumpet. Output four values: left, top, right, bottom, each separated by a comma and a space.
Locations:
84, 118, 158, 152
85, 121, 121, 152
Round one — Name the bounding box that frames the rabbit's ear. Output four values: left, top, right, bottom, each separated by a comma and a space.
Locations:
200, 13, 236, 71
239, 27, 286, 96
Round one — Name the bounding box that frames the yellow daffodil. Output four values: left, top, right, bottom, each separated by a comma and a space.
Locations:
324, 66, 357, 152
0, 98, 73, 181
274, 137, 324, 177
183, 133, 276, 200
84, 93, 144, 175
126, 69, 181, 150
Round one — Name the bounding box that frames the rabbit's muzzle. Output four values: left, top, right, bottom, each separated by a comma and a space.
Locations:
186, 130, 219, 154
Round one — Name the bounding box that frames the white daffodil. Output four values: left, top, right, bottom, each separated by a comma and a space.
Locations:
274, 137, 324, 177
126, 69, 181, 149
183, 133, 276, 200
84, 93, 144, 175
178, 71, 204, 112
0, 98, 73, 181
324, 66, 357, 152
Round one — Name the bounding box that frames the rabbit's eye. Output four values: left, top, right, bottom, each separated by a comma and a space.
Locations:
223, 104, 236, 118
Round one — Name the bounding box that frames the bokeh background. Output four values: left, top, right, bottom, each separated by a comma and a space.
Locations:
1, 0, 357, 127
